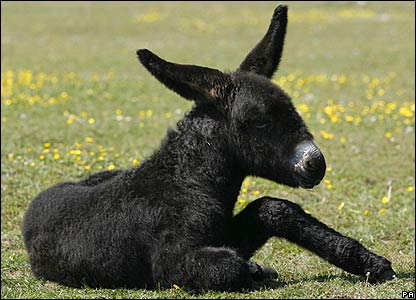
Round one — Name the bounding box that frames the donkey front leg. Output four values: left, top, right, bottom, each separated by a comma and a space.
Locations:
227, 196, 396, 284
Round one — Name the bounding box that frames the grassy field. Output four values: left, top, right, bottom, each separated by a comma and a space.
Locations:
1, 1, 415, 299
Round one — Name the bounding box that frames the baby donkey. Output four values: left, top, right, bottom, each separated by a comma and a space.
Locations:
23, 5, 396, 292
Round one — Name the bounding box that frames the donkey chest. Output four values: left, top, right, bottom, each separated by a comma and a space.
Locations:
161, 197, 232, 246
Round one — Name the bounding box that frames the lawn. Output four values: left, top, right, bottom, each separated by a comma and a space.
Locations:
1, 1, 415, 299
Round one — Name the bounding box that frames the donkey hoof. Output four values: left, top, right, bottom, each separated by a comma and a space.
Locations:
247, 261, 278, 281
260, 265, 278, 280
368, 266, 397, 284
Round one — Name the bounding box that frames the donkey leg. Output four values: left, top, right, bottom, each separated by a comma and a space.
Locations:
152, 246, 257, 293
227, 196, 396, 284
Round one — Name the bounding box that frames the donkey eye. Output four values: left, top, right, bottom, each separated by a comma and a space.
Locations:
253, 120, 270, 129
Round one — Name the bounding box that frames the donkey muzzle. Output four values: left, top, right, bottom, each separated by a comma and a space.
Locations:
291, 140, 326, 189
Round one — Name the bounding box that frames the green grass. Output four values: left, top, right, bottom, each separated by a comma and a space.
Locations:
1, 1, 415, 298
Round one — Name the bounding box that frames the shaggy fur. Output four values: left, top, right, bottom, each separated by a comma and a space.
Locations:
22, 5, 396, 293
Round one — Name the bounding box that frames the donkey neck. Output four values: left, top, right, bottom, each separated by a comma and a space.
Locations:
150, 105, 244, 206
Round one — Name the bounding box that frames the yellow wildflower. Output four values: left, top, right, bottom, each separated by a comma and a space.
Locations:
297, 104, 309, 113
345, 115, 354, 122
252, 190, 260, 196
133, 159, 140, 166
399, 106, 413, 117
60, 91, 68, 99
237, 198, 247, 206
69, 149, 81, 155
242, 178, 250, 187
320, 131, 334, 140
85, 136, 94, 143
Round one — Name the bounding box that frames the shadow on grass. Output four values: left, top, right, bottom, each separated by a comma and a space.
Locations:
251, 274, 359, 290
253, 271, 415, 291
395, 271, 416, 280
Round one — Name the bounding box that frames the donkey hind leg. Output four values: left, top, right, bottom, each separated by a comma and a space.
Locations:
226, 196, 396, 284
153, 246, 260, 293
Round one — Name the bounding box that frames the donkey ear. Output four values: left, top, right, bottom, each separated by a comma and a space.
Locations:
237, 5, 288, 78
137, 49, 232, 108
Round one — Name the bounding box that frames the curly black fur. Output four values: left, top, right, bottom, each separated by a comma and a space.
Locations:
22, 5, 395, 293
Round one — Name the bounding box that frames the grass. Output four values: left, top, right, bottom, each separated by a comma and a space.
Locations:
1, 1, 415, 298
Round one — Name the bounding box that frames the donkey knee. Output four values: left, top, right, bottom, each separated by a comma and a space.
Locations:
255, 196, 303, 217
249, 197, 305, 235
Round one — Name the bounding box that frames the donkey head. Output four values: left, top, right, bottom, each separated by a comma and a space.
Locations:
137, 5, 326, 189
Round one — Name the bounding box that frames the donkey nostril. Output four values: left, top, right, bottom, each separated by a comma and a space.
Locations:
306, 159, 317, 171
304, 153, 325, 174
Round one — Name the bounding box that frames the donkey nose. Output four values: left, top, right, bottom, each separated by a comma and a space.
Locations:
292, 140, 326, 188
